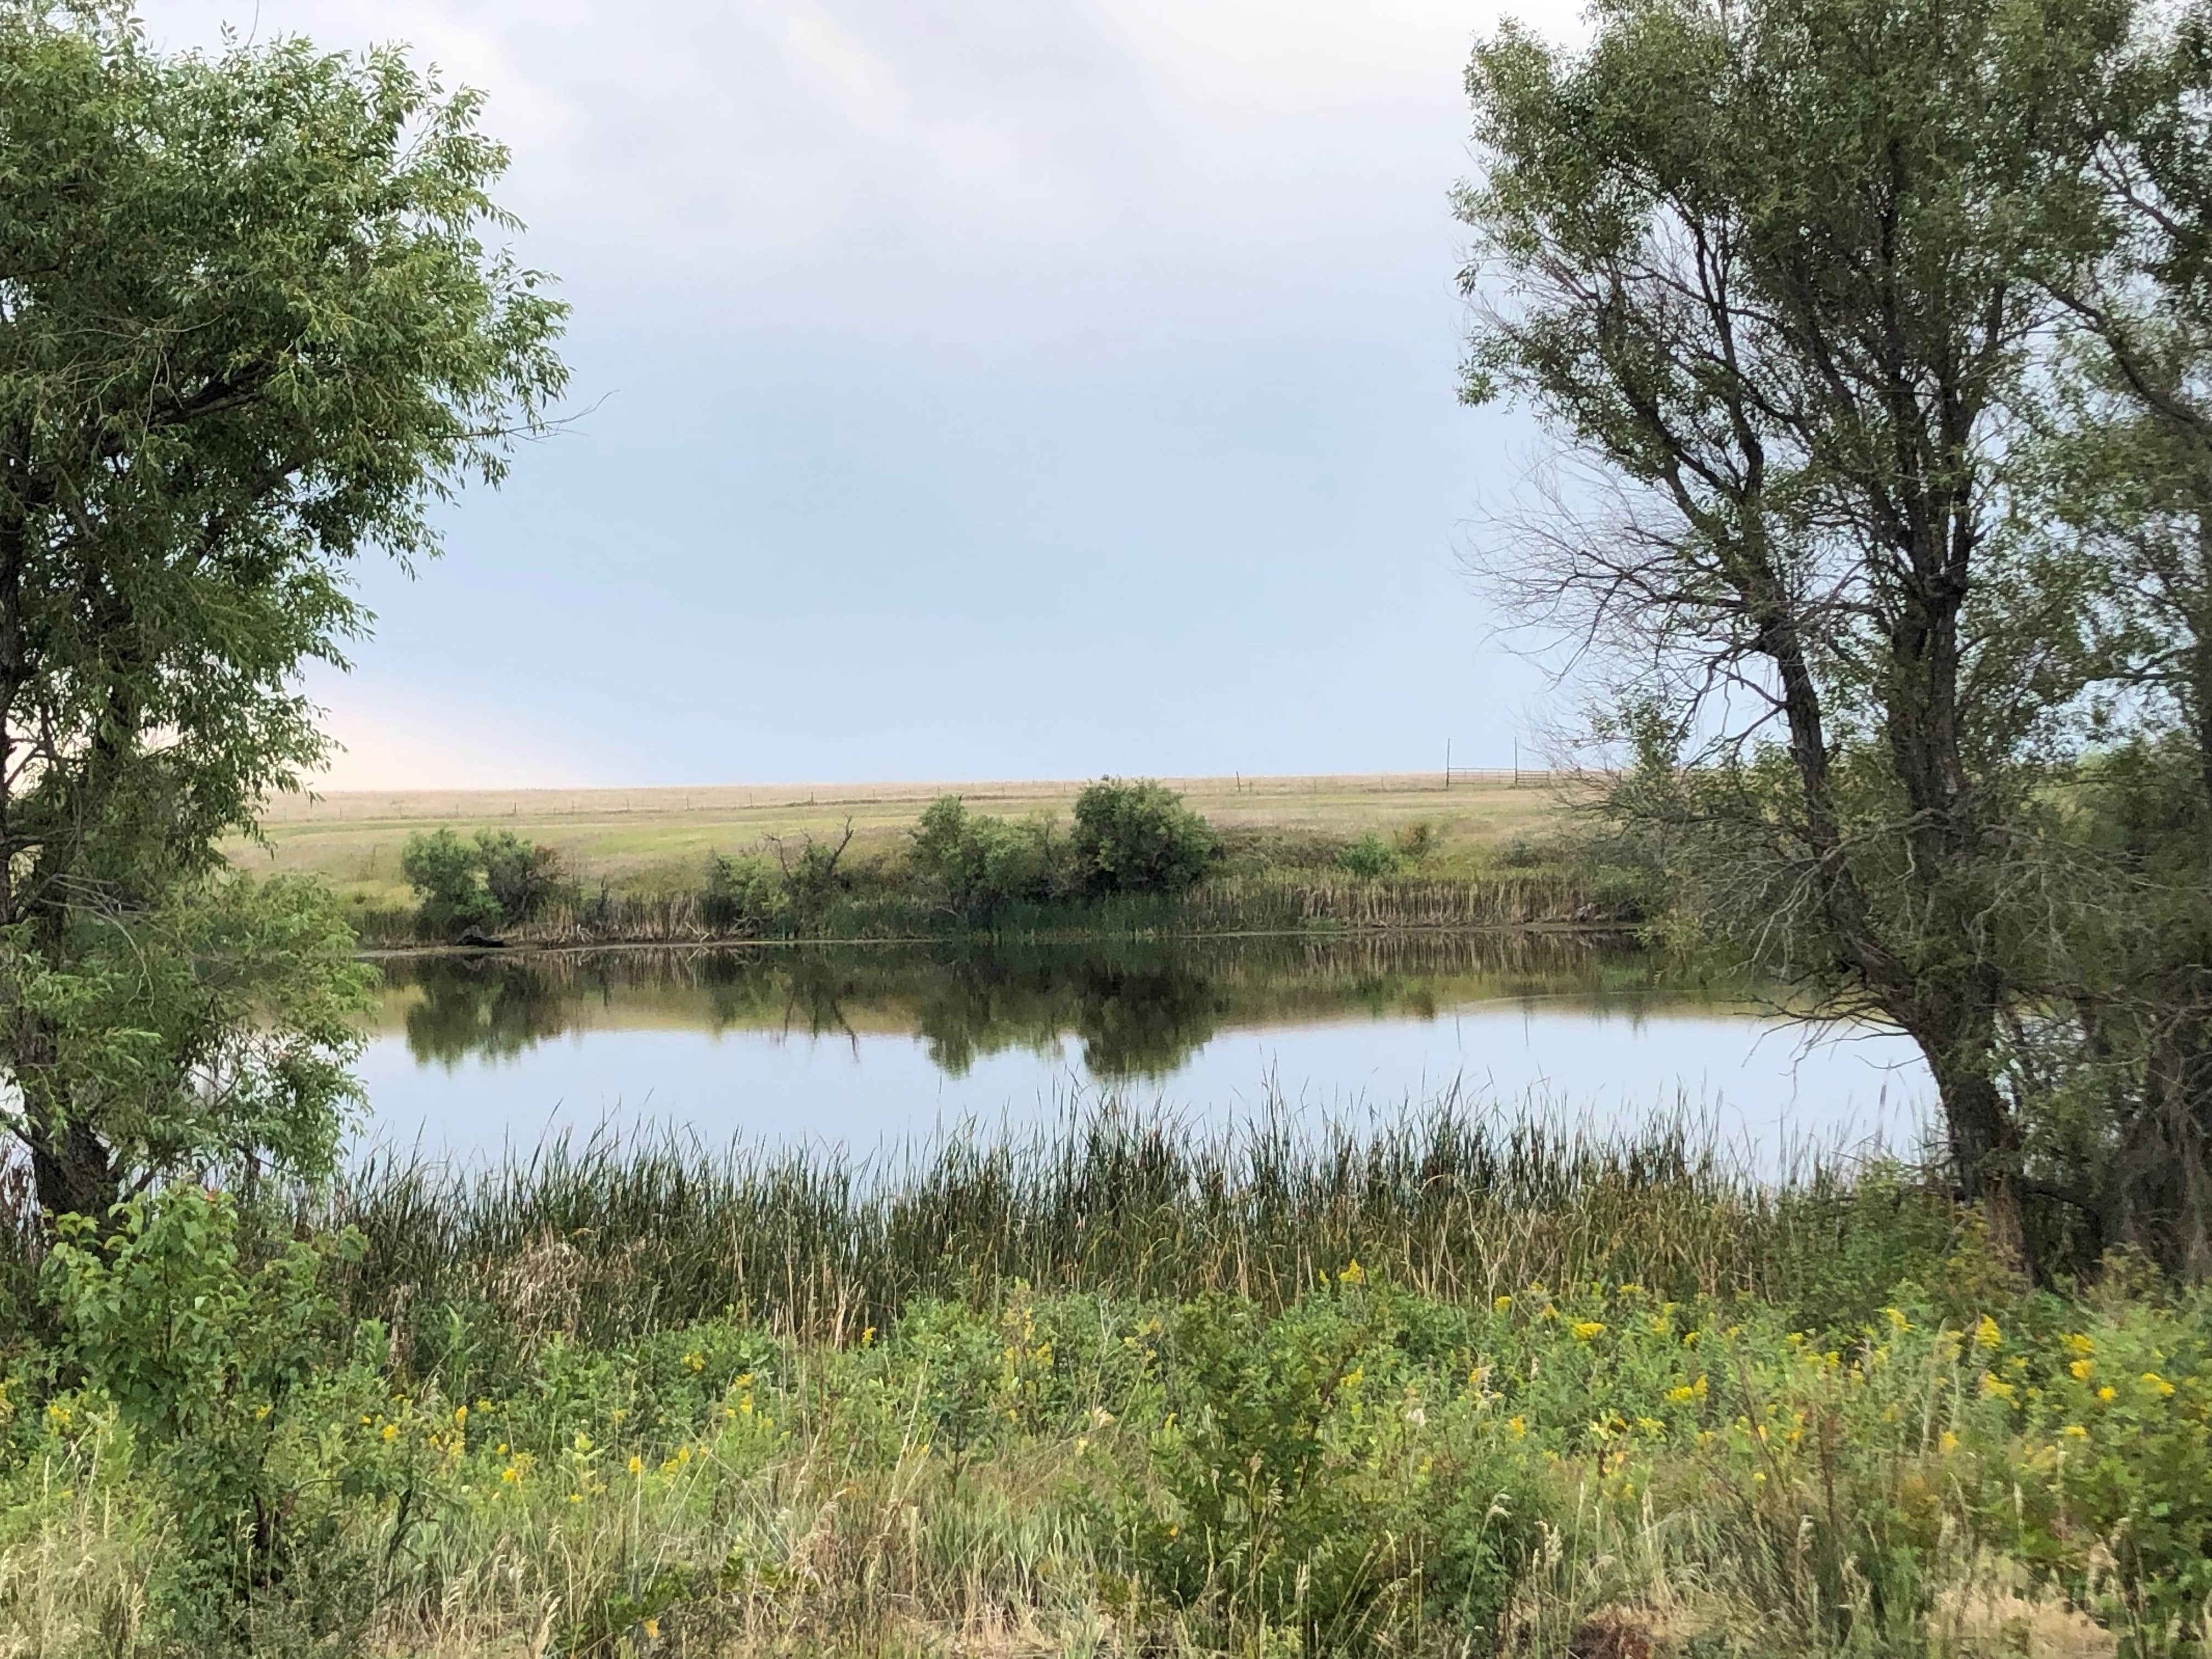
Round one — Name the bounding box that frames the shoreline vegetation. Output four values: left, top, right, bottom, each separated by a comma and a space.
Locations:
7, 1103, 2207, 1655
247, 775, 1643, 950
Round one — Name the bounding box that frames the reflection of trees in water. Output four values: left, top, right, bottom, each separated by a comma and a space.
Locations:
377, 932, 1685, 1075
911, 956, 1226, 1079
399, 958, 571, 1066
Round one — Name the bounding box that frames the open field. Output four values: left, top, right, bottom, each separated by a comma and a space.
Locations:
239, 771, 1573, 908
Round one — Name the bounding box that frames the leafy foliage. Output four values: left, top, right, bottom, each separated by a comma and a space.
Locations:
700, 851, 785, 934
1334, 833, 1401, 878
1071, 779, 1223, 898
0, 3, 566, 1218
909, 794, 1067, 913
401, 827, 570, 939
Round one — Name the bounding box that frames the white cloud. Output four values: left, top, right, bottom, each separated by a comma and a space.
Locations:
149, 0, 1584, 342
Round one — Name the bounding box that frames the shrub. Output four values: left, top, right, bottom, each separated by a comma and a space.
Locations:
42, 1191, 400, 1639
1496, 834, 1547, 869
476, 829, 569, 922
910, 795, 1066, 914
402, 828, 570, 936
1070, 779, 1222, 897
1335, 833, 1401, 878
1393, 820, 1439, 863
400, 827, 501, 940
702, 853, 785, 934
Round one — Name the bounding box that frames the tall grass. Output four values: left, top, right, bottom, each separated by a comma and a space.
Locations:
326, 1095, 1951, 1357
348, 866, 1623, 949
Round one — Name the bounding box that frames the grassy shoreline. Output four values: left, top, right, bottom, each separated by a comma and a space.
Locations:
340, 869, 1635, 951
3, 1104, 2205, 1655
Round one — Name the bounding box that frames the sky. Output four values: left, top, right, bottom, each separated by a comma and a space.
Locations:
153, 0, 1584, 788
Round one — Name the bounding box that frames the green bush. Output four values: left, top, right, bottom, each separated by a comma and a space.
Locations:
910, 795, 1068, 914
401, 827, 571, 938
1071, 778, 1222, 897
701, 852, 785, 934
400, 827, 501, 939
476, 829, 570, 922
1335, 833, 1401, 878
42, 1191, 403, 1642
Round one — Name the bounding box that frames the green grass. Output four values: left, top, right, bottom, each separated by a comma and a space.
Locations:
0, 1103, 2198, 1656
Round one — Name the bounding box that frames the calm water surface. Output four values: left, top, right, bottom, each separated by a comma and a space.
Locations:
359, 936, 1934, 1167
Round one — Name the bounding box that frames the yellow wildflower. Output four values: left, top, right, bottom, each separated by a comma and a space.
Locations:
1508, 1415, 1527, 1438
2143, 1371, 2177, 1398
1939, 1429, 1959, 1452
682, 1352, 704, 1373
2098, 1386, 2117, 1403
643, 1617, 660, 1641
2070, 1358, 2095, 1381
501, 1463, 521, 1483
1493, 1295, 1513, 1312
1980, 1372, 2016, 1401
381, 1422, 398, 1442
1339, 1260, 1364, 1284
628, 1454, 644, 1474
1571, 1321, 1606, 1342
2061, 1424, 2089, 1438
1974, 1315, 2002, 1351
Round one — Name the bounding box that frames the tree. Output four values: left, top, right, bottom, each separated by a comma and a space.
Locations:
1458, 0, 2130, 1271
1993, 2, 2212, 1274
0, 4, 567, 1219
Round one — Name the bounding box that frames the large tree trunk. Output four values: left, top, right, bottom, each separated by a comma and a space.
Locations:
14, 1013, 119, 1223
26, 1110, 118, 1222
1913, 990, 2032, 1278
2107, 994, 2212, 1280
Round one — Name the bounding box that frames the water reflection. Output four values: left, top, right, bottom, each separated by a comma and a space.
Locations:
378, 934, 1711, 1081
362, 936, 1928, 1164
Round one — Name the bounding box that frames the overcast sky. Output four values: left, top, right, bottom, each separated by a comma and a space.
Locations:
153, 0, 1581, 788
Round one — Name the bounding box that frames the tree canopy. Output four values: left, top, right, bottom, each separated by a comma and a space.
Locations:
1461, 0, 2212, 1276
0, 2, 567, 1217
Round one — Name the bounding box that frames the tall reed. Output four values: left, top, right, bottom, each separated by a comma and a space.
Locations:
352, 867, 1621, 948
326, 1093, 1951, 1354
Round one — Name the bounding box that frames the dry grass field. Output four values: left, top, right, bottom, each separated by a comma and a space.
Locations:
238, 772, 1571, 906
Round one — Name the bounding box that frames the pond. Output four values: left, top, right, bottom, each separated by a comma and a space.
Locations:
358, 935, 1934, 1170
